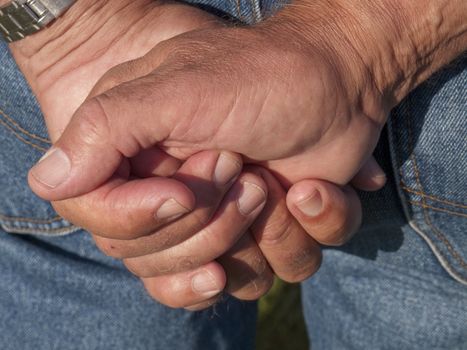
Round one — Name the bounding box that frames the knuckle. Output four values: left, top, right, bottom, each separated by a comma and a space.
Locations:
230, 252, 274, 300
249, 250, 269, 276
74, 98, 112, 146
241, 273, 274, 301
258, 213, 295, 246
147, 231, 177, 252
176, 256, 200, 272
279, 247, 322, 283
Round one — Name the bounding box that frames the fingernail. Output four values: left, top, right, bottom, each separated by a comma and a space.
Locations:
296, 189, 322, 217
214, 153, 241, 186
237, 181, 266, 215
367, 161, 387, 186
372, 174, 387, 187
192, 270, 222, 297
156, 198, 190, 220
30, 148, 71, 188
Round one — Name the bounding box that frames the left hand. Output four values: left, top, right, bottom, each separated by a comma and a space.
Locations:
26, 0, 466, 201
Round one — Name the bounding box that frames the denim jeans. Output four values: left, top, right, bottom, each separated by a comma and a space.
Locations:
1, 1, 466, 349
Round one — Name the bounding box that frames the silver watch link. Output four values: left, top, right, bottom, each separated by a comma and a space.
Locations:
0, 0, 74, 42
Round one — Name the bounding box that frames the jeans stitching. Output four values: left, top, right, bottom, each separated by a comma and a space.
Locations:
0, 116, 48, 152
249, 0, 262, 22
0, 108, 51, 144
425, 223, 467, 269
0, 213, 63, 223
408, 201, 467, 218
402, 185, 467, 209
405, 98, 466, 271
0, 109, 64, 228
236, 0, 243, 22
1, 224, 78, 235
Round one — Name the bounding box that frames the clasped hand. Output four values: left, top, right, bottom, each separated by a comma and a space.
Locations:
11, 0, 388, 310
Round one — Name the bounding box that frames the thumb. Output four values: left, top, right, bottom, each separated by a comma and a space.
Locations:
28, 81, 175, 200
27, 34, 202, 201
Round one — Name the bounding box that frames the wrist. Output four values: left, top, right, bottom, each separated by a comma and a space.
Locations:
262, 0, 467, 107
9, 0, 147, 91
10, 0, 110, 55
364, 0, 467, 104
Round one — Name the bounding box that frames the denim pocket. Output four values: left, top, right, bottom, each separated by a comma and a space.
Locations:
0, 42, 77, 236
388, 57, 467, 284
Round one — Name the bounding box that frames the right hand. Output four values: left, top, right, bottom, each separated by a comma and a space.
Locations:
83, 149, 376, 310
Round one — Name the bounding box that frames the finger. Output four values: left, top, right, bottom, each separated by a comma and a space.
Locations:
53, 172, 195, 240
130, 147, 182, 177
184, 298, 220, 312
142, 261, 225, 309
287, 180, 362, 246
93, 150, 243, 256
87, 10, 225, 99
122, 172, 267, 277
351, 156, 387, 191
87, 46, 172, 99
28, 58, 182, 201
28, 12, 226, 201
248, 167, 322, 283
217, 233, 274, 301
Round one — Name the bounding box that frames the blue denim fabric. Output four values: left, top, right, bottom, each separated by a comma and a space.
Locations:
302, 98, 467, 349
182, 0, 286, 24
0, 40, 256, 350
1, 1, 466, 350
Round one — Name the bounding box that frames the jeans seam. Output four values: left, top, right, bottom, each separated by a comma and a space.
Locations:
0, 116, 48, 152
1, 223, 79, 235
408, 201, 467, 218
405, 97, 467, 271
0, 108, 51, 144
402, 185, 467, 209
249, 0, 262, 22
235, 0, 243, 22
0, 213, 63, 223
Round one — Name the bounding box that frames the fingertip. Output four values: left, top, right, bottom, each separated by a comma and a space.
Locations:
351, 157, 387, 191
213, 151, 242, 187
141, 262, 226, 308
287, 180, 361, 246
233, 172, 268, 218
184, 296, 222, 312
70, 176, 197, 240
286, 180, 324, 219
191, 262, 227, 297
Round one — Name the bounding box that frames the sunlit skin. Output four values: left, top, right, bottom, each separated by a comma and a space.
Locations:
10, 0, 378, 310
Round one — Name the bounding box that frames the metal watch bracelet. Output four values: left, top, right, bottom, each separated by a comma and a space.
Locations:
0, 0, 74, 42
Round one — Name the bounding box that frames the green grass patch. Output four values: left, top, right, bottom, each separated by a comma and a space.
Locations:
256, 279, 309, 350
